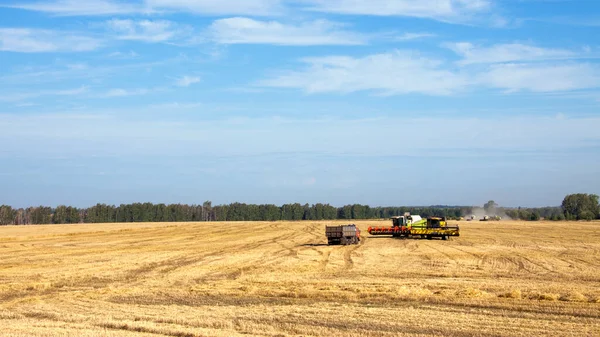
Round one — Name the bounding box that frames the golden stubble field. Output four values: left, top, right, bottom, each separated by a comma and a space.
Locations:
1, 220, 599, 337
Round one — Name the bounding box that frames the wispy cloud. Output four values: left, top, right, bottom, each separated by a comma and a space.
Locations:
396, 32, 437, 41
3, 0, 283, 16
536, 91, 600, 103
145, 0, 283, 16
257, 51, 469, 95
208, 17, 367, 46
440, 42, 600, 93
299, 0, 493, 23
107, 51, 139, 59
0, 86, 88, 102
147, 102, 204, 110
0, 56, 185, 85
102, 88, 153, 98
175, 76, 201, 87
106, 19, 190, 43
2, 0, 143, 16
99, 85, 173, 98
55, 87, 89, 95
0, 28, 102, 52
446, 42, 583, 64
258, 49, 600, 95
14, 102, 39, 108
523, 15, 600, 28
66, 63, 89, 70
479, 62, 600, 93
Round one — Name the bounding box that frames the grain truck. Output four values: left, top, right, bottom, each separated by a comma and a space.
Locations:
325, 224, 361, 245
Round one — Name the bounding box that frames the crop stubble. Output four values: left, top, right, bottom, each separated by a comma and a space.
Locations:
0, 220, 599, 336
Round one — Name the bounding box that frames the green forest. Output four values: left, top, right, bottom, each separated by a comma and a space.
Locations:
0, 193, 598, 225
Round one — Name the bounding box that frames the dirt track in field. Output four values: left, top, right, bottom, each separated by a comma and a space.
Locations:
1, 220, 599, 336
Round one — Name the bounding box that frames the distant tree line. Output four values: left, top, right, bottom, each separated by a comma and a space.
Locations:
502, 207, 564, 221
0, 202, 471, 225
481, 194, 599, 221
0, 193, 597, 225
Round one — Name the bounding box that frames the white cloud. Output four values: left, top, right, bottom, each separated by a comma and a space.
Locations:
14, 102, 39, 107
539, 91, 600, 103
396, 32, 437, 41
0, 28, 101, 52
479, 63, 600, 93
175, 76, 201, 87
446, 42, 579, 64
145, 0, 283, 16
4, 0, 496, 21
0, 86, 88, 102
208, 17, 367, 46
0, 93, 36, 103
55, 86, 89, 95
0, 56, 186, 86
66, 63, 89, 70
300, 0, 492, 23
258, 46, 600, 95
2, 0, 142, 16
106, 19, 189, 43
108, 51, 139, 59
257, 51, 469, 95
148, 102, 204, 110
4, 0, 282, 16
103, 88, 151, 97
100, 86, 171, 98
442, 42, 600, 93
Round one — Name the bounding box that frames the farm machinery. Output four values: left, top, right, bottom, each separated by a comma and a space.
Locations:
368, 213, 459, 240
325, 224, 361, 245
480, 215, 501, 221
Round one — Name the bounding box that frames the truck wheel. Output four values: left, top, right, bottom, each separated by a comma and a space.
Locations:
442, 235, 448, 240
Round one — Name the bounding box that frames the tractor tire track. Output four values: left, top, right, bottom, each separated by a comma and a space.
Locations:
421, 242, 458, 263
342, 237, 365, 270
319, 249, 331, 272
506, 256, 528, 272
444, 244, 489, 267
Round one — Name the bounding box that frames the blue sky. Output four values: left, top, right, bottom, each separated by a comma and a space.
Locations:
0, 0, 599, 208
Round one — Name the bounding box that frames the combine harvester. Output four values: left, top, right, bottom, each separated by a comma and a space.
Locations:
368, 213, 459, 240
480, 215, 501, 221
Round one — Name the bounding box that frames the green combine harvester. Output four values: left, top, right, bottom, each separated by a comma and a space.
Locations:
368, 213, 460, 240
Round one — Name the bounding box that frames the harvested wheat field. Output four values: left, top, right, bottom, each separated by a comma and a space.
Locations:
1, 220, 599, 337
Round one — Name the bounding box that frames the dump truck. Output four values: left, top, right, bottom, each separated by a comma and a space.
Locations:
325, 224, 361, 245
367, 214, 459, 240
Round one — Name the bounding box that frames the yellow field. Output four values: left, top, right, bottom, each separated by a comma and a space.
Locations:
1, 220, 599, 336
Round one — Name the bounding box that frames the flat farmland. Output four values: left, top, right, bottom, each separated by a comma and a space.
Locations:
1, 220, 599, 337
